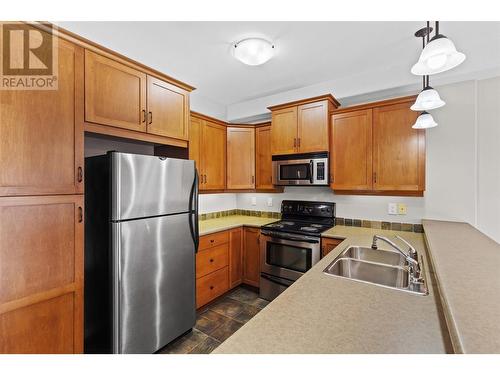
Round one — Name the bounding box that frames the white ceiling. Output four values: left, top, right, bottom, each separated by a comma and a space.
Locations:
58, 21, 500, 107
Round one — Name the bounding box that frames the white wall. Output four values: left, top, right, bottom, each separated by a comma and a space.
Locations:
477, 76, 500, 243
199, 193, 237, 214
233, 77, 500, 243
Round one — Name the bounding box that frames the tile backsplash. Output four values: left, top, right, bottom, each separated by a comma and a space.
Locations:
199, 210, 424, 233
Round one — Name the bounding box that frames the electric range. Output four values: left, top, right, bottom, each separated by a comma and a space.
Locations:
259, 200, 336, 301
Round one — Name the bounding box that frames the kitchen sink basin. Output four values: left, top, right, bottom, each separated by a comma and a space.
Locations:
323, 245, 428, 296
324, 258, 409, 289
339, 246, 406, 267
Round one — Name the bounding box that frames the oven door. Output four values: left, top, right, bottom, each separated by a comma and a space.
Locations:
260, 232, 321, 281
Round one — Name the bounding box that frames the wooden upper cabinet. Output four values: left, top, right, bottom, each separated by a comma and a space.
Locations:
331, 109, 373, 190
271, 107, 297, 155
84, 50, 147, 132
189, 115, 202, 176
227, 127, 255, 189
146, 76, 189, 140
297, 100, 329, 153
200, 121, 226, 190
373, 102, 424, 191
0, 37, 84, 196
255, 125, 273, 189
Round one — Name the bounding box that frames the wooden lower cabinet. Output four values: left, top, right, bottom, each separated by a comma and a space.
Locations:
0, 195, 84, 353
321, 237, 344, 258
196, 227, 261, 307
196, 232, 230, 308
196, 267, 229, 309
243, 228, 261, 287
229, 228, 243, 288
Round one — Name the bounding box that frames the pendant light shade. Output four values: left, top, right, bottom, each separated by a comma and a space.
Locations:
411, 35, 466, 75
411, 86, 445, 111
232, 38, 275, 66
412, 111, 438, 129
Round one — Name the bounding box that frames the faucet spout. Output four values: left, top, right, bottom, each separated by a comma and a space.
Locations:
371, 235, 419, 267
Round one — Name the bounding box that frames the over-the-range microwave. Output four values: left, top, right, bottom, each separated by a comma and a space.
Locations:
272, 152, 329, 186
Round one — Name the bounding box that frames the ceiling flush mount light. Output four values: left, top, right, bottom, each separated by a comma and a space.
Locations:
411, 21, 466, 75
412, 111, 438, 129
232, 38, 275, 66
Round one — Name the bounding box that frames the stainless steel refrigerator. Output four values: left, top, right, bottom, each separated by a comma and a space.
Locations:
84, 151, 199, 354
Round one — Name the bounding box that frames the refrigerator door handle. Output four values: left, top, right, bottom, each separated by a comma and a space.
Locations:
189, 169, 199, 253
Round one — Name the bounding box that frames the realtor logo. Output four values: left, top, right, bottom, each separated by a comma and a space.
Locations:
0, 22, 58, 90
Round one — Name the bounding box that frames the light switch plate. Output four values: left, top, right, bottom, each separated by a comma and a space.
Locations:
397, 203, 407, 215
388, 203, 398, 215
251, 197, 257, 206
267, 198, 273, 207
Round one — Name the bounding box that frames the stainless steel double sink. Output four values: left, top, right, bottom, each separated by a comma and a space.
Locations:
323, 245, 428, 296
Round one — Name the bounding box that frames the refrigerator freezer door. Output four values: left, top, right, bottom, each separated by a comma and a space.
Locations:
111, 152, 195, 221
112, 213, 196, 354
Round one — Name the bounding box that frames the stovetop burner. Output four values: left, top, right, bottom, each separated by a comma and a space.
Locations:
262, 200, 336, 237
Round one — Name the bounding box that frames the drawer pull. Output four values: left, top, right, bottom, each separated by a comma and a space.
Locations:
209, 258, 214, 263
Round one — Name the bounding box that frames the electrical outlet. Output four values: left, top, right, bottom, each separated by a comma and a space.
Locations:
251, 197, 257, 206
397, 203, 407, 215
388, 203, 398, 215
267, 198, 273, 207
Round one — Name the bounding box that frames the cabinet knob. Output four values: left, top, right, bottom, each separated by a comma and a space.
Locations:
210, 239, 214, 243
210, 286, 214, 290
209, 258, 214, 263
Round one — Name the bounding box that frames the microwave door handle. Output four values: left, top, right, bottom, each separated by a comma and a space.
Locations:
309, 160, 314, 184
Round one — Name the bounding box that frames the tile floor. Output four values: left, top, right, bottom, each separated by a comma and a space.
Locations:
157, 286, 269, 354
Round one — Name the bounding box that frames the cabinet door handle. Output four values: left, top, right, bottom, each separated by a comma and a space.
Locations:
293, 138, 297, 148
251, 175, 255, 184
373, 172, 377, 183
204, 174, 207, 184
77, 166, 83, 183
78, 207, 83, 223
142, 109, 146, 123
298, 138, 301, 147
148, 111, 152, 125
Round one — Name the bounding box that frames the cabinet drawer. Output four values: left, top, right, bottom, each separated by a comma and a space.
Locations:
196, 267, 229, 308
196, 243, 229, 278
199, 231, 229, 251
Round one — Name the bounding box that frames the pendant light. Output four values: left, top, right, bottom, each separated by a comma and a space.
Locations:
411, 21, 466, 75
411, 25, 446, 111
412, 111, 438, 129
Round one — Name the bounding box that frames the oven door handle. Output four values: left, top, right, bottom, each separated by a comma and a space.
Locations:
261, 273, 295, 288
261, 231, 320, 244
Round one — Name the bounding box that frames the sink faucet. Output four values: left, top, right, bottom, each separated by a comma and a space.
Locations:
371, 235, 419, 268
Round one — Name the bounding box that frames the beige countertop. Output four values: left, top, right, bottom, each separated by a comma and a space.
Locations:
422, 220, 500, 354
198, 215, 278, 236
213, 225, 451, 354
